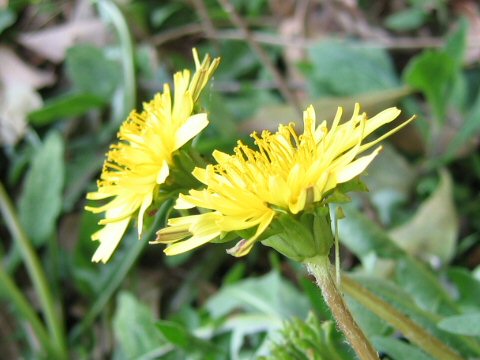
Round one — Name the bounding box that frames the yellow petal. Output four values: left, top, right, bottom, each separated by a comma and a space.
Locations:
156, 160, 169, 184
336, 146, 382, 183
91, 217, 130, 263
164, 232, 221, 255
137, 192, 153, 236
174, 113, 209, 150
175, 194, 197, 209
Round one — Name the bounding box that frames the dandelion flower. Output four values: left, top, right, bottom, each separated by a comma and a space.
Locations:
86, 50, 220, 263
155, 104, 414, 257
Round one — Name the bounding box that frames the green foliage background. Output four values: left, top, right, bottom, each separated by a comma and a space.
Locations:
1, 0, 480, 359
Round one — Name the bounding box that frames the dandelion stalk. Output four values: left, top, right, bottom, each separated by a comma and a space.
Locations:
0, 182, 67, 359
0, 265, 53, 355
305, 256, 379, 360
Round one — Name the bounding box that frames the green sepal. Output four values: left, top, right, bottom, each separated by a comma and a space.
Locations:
261, 206, 334, 262
142, 144, 208, 233
210, 231, 239, 244
335, 177, 369, 194
326, 190, 351, 204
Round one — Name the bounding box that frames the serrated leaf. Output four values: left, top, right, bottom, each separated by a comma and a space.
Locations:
438, 314, 480, 336
18, 131, 64, 245
263, 314, 353, 360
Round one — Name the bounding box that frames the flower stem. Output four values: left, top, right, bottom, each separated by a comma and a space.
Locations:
305, 256, 379, 360
96, 0, 136, 122
0, 264, 53, 355
0, 182, 67, 359
341, 274, 464, 360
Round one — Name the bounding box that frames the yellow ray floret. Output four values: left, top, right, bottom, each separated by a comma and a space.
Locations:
85, 50, 220, 263
156, 104, 415, 256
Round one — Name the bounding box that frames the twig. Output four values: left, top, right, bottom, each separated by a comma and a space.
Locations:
190, 0, 220, 50
151, 25, 445, 50
139, 78, 305, 93
216, 0, 303, 114
151, 23, 204, 45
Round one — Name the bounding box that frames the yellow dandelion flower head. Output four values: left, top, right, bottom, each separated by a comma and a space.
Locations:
85, 50, 220, 263
156, 104, 414, 257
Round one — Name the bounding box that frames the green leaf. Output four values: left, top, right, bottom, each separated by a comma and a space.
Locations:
151, 3, 182, 27
113, 292, 166, 359
395, 257, 459, 316
345, 296, 393, 338
0, 8, 16, 34
362, 144, 416, 224
372, 336, 434, 360
338, 205, 405, 260
353, 275, 480, 358
385, 8, 428, 31
18, 132, 64, 245
404, 51, 455, 121
388, 169, 458, 262
447, 268, 480, 312
445, 87, 480, 160
263, 314, 354, 360
28, 93, 105, 126
65, 44, 120, 100
206, 271, 309, 320
438, 314, 480, 336
307, 40, 399, 97
299, 277, 331, 320
156, 321, 222, 354
445, 18, 468, 70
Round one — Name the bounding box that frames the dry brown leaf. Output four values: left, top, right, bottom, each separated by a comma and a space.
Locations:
18, 19, 108, 63
453, 0, 480, 63
0, 46, 54, 88
0, 85, 42, 145
0, 46, 52, 145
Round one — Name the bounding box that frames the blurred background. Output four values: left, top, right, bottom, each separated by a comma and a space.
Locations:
1, 0, 480, 359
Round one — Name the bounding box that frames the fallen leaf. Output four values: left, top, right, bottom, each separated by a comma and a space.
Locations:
0, 46, 54, 88
0, 46, 50, 145
0, 85, 42, 145
18, 19, 107, 63
242, 86, 412, 133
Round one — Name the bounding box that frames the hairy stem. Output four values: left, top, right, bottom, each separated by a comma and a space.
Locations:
305, 256, 379, 360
